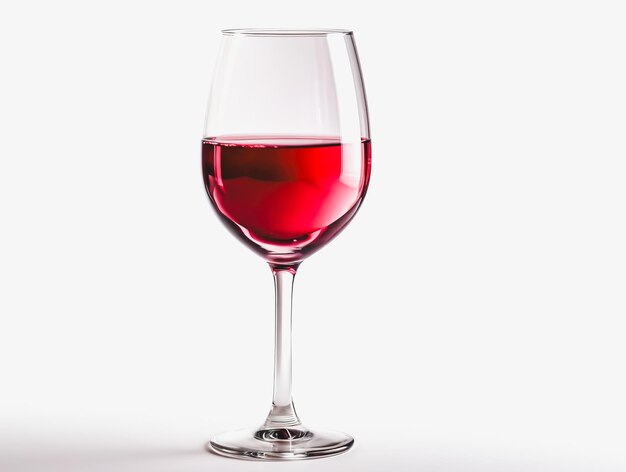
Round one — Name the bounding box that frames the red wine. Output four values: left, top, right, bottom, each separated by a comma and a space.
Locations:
202, 136, 371, 264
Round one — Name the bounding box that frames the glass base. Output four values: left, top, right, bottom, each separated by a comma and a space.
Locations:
208, 425, 354, 460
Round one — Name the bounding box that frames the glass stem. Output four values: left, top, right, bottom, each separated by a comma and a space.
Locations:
264, 263, 301, 429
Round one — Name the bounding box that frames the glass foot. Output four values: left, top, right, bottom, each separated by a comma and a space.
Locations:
208, 425, 354, 460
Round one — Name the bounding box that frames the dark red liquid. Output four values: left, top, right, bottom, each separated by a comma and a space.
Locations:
202, 137, 371, 264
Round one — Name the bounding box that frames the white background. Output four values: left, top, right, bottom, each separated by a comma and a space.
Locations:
1, 1, 625, 471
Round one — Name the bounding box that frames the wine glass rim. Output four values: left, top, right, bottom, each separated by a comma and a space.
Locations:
221, 28, 353, 37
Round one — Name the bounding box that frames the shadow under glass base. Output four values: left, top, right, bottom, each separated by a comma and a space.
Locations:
208, 425, 354, 460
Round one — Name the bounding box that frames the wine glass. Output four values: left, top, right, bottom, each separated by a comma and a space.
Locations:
202, 28, 371, 460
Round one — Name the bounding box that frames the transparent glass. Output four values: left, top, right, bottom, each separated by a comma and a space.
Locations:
202, 28, 371, 460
